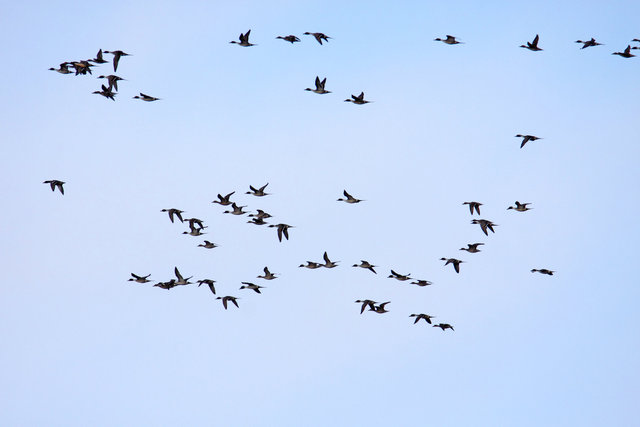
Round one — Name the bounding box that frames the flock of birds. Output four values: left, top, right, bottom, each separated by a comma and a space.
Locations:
45, 28, 638, 332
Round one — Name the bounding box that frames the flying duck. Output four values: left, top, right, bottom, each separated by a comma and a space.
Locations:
410, 279, 433, 287
322, 251, 339, 268
133, 93, 160, 102
344, 92, 370, 104
440, 258, 464, 273
299, 261, 323, 269
575, 38, 603, 49
248, 209, 272, 219
369, 302, 390, 314
257, 266, 278, 280
515, 134, 542, 148
352, 260, 377, 274
161, 208, 184, 223
463, 201, 482, 215
104, 50, 130, 72
198, 240, 218, 249
246, 183, 270, 196
197, 279, 216, 295
520, 34, 542, 51
49, 62, 72, 74
433, 323, 455, 331
471, 219, 497, 236
410, 314, 435, 324
128, 273, 151, 283
355, 299, 377, 314
212, 191, 235, 206
223, 202, 247, 215
337, 190, 363, 203
92, 84, 116, 101
612, 45, 636, 58
460, 243, 484, 253
434, 35, 462, 44
276, 35, 300, 43
304, 32, 331, 45
43, 180, 65, 194
90, 49, 109, 64
269, 223, 293, 242
174, 267, 192, 286
388, 270, 411, 281
97, 75, 125, 92
230, 30, 255, 47
531, 268, 554, 275
305, 76, 331, 94
248, 217, 268, 225
507, 201, 532, 212
240, 282, 264, 293
216, 296, 240, 309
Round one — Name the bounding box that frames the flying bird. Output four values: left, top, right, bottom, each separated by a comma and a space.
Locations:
216, 296, 240, 309
388, 270, 411, 281
344, 92, 370, 104
161, 208, 184, 223
460, 243, 484, 253
322, 251, 339, 268
507, 201, 532, 212
246, 183, 270, 196
575, 38, 603, 49
230, 30, 255, 47
240, 282, 264, 294
104, 50, 130, 72
269, 223, 293, 242
520, 34, 542, 51
128, 273, 151, 283
434, 35, 463, 44
440, 258, 464, 273
305, 76, 331, 94
531, 269, 554, 275
212, 191, 235, 206
133, 93, 160, 102
433, 323, 455, 331
304, 32, 331, 45
352, 260, 377, 274
43, 180, 65, 194
355, 300, 377, 314
276, 35, 300, 43
515, 134, 542, 148
612, 45, 636, 58
337, 190, 363, 203
463, 201, 482, 215
257, 266, 278, 280
198, 279, 217, 295
410, 314, 436, 324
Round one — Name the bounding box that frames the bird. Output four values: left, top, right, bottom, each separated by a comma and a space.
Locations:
128, 273, 151, 283
344, 92, 370, 104
104, 50, 130, 72
410, 279, 433, 287
182, 223, 206, 236
161, 208, 184, 223
337, 190, 363, 203
472, 219, 497, 236
70, 60, 94, 75
410, 314, 435, 324
246, 183, 270, 196
133, 93, 160, 102
322, 251, 339, 268
388, 270, 411, 281
352, 260, 377, 274
460, 243, 484, 253
49, 62, 72, 74
230, 30, 255, 47
216, 296, 240, 309
507, 201, 532, 212
304, 32, 331, 45
520, 34, 542, 51
463, 201, 482, 215
43, 180, 65, 195
369, 302, 390, 314
174, 267, 192, 286
269, 223, 293, 242
97, 75, 125, 92
257, 266, 277, 280
355, 300, 377, 314
154, 280, 177, 290
223, 202, 247, 215
276, 35, 300, 43
515, 134, 542, 148
299, 261, 322, 269
248, 209, 272, 219
212, 191, 235, 206
433, 323, 455, 331
184, 217, 205, 230
92, 84, 116, 101
305, 76, 331, 94
434, 35, 462, 44
198, 240, 218, 249
240, 282, 264, 293
197, 279, 216, 295
248, 217, 268, 225
612, 45, 636, 58
440, 258, 464, 273
575, 38, 603, 49
531, 269, 554, 275
89, 49, 109, 64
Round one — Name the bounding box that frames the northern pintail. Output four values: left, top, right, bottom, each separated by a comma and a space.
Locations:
369, 302, 390, 314
212, 191, 235, 206
257, 266, 277, 280
133, 93, 160, 102
322, 251, 339, 268
410, 314, 435, 324
337, 190, 363, 203
198, 240, 218, 249
90, 49, 109, 64
248, 209, 272, 219
182, 224, 206, 236
531, 268, 554, 275
299, 261, 322, 269
460, 243, 484, 253
223, 202, 247, 215
174, 267, 192, 286
128, 273, 151, 283
197, 279, 216, 295
269, 223, 293, 242
520, 34, 542, 51
184, 217, 205, 230
388, 270, 411, 281
276, 35, 300, 43
507, 201, 532, 212
471, 219, 497, 236
355, 300, 377, 314
344, 92, 370, 104
410, 279, 433, 287
49, 62, 72, 74
352, 260, 377, 274
248, 217, 267, 225
104, 50, 130, 72
70, 60, 94, 75
246, 183, 270, 196
433, 323, 454, 331
240, 282, 264, 293
515, 134, 542, 148
304, 32, 331, 45
434, 35, 462, 44
305, 76, 331, 94
43, 180, 65, 195
230, 30, 255, 47
92, 84, 116, 101
161, 208, 184, 223
440, 257, 464, 273
216, 296, 240, 309
575, 38, 603, 49
463, 201, 482, 215
612, 45, 636, 58
154, 279, 177, 290
97, 75, 125, 91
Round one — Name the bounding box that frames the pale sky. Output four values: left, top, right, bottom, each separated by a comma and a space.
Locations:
1, 1, 639, 426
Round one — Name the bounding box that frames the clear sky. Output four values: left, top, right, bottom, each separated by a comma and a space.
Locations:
1, 1, 639, 426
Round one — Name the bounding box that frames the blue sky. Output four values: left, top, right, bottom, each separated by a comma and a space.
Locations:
1, 1, 639, 426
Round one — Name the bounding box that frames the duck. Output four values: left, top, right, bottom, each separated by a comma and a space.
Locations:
198, 240, 218, 249
257, 266, 277, 280
154, 279, 177, 290
355, 299, 377, 314
161, 208, 184, 223
104, 50, 130, 72
92, 84, 116, 101
322, 251, 339, 268
97, 75, 125, 92
197, 279, 216, 295
49, 62, 72, 74
520, 34, 542, 51
344, 92, 370, 104
471, 219, 497, 236
388, 270, 411, 281
299, 261, 323, 269
352, 260, 377, 274
434, 35, 462, 44
305, 76, 331, 94
223, 202, 247, 215
90, 49, 109, 64
174, 267, 192, 286
269, 223, 293, 242
575, 38, 603, 49
276, 35, 300, 43
460, 243, 484, 253
248, 217, 268, 225
43, 180, 65, 195
70, 60, 94, 75
337, 190, 363, 203
230, 30, 255, 47
240, 282, 265, 294
212, 191, 235, 206
216, 296, 240, 309
433, 323, 455, 331
246, 183, 270, 196
248, 209, 272, 219
133, 93, 160, 102
440, 258, 464, 273
507, 201, 532, 212
185, 217, 205, 230
410, 314, 435, 324
515, 134, 542, 148
182, 225, 206, 236
531, 268, 554, 275
304, 32, 331, 45
463, 201, 482, 215
369, 302, 390, 314
128, 273, 151, 283
410, 279, 433, 287
612, 45, 636, 58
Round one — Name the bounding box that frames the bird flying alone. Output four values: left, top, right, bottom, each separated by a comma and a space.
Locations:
520, 34, 542, 51
531, 268, 554, 275
43, 180, 65, 194
338, 190, 363, 203
515, 134, 542, 148
434, 35, 462, 44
